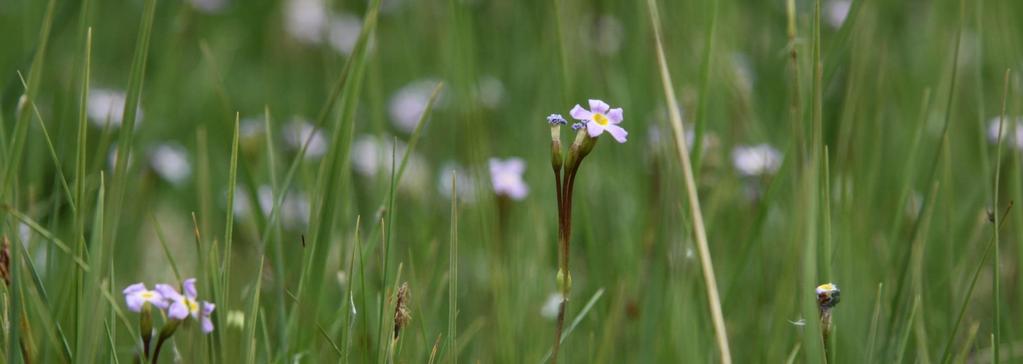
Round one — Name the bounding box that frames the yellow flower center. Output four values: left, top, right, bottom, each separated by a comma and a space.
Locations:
593, 113, 609, 126
140, 291, 155, 300
186, 298, 199, 314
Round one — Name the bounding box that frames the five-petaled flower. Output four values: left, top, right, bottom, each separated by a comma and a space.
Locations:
569, 99, 627, 143
489, 158, 529, 200
123, 283, 168, 312
155, 278, 216, 333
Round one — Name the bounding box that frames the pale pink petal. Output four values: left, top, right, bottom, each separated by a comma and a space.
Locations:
123, 283, 147, 295
168, 301, 189, 320
155, 284, 182, 300
201, 317, 215, 333
569, 105, 591, 121
588, 99, 610, 114
605, 124, 628, 143
125, 294, 145, 312
607, 108, 623, 124
586, 121, 605, 137
183, 278, 198, 299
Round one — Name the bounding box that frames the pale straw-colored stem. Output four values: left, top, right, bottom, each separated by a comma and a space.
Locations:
645, 0, 732, 362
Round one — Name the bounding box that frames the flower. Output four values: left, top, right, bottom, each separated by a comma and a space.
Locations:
282, 118, 328, 159
328, 13, 363, 55
825, 0, 852, 29
351, 135, 431, 194
389, 79, 442, 133
438, 162, 477, 203
157, 278, 216, 333
547, 114, 567, 126
571, 122, 585, 131
477, 75, 505, 109
569, 99, 627, 143
149, 143, 191, 185
285, 0, 328, 44
987, 116, 1023, 149
489, 158, 529, 200
123, 283, 168, 312
731, 144, 782, 176
87, 88, 142, 128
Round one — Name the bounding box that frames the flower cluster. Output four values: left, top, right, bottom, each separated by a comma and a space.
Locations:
123, 278, 215, 334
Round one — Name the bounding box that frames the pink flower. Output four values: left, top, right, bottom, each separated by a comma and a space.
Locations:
569, 99, 627, 143
156, 278, 216, 334
489, 158, 529, 200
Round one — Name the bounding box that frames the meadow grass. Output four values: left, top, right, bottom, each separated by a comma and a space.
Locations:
2, 0, 1023, 362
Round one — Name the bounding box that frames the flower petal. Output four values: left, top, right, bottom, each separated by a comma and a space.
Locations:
168, 301, 189, 320
605, 124, 628, 143
155, 284, 182, 300
201, 317, 215, 334
123, 283, 147, 295
125, 295, 144, 312
586, 121, 606, 137
203, 301, 216, 315
589, 99, 610, 114
569, 105, 591, 121
183, 278, 197, 298
607, 108, 623, 124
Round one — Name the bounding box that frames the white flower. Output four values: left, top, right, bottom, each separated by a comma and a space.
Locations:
149, 143, 191, 185
438, 162, 477, 203
351, 135, 430, 194
282, 118, 328, 159
231, 185, 310, 229
731, 144, 782, 177
986, 116, 1023, 150
328, 13, 363, 55
87, 88, 142, 128
541, 292, 564, 320
285, 0, 328, 44
389, 79, 442, 134
825, 0, 852, 29
477, 75, 505, 109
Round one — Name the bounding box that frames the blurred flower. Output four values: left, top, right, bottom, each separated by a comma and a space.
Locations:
157, 278, 216, 333
351, 135, 430, 193
571, 122, 585, 131
87, 88, 142, 128
232, 185, 310, 229
188, 0, 228, 13
541, 292, 564, 320
328, 13, 363, 55
149, 143, 191, 185
107, 146, 135, 172
489, 158, 528, 200
389, 79, 442, 133
825, 0, 851, 29
986, 116, 1023, 150
731, 144, 782, 176
580, 14, 624, 56
285, 0, 328, 44
570, 99, 627, 143
731, 53, 755, 94
227, 310, 245, 329
438, 162, 477, 203
123, 283, 168, 312
282, 118, 327, 159
476, 75, 505, 109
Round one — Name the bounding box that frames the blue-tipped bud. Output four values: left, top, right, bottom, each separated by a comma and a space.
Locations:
547, 114, 568, 125
571, 122, 585, 131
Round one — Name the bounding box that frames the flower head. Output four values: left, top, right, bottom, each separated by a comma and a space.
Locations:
149, 143, 191, 186
156, 278, 215, 333
571, 122, 585, 131
547, 114, 567, 126
489, 158, 529, 200
569, 99, 627, 143
731, 144, 782, 176
123, 283, 168, 312
816, 283, 840, 309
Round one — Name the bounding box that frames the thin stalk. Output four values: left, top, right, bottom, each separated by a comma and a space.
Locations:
646, 0, 731, 361
991, 69, 1011, 364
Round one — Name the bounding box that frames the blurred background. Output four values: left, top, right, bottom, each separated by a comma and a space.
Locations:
2, 0, 1023, 362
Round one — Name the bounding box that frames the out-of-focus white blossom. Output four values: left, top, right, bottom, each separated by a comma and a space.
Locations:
282, 118, 328, 159
149, 143, 192, 186
389, 79, 442, 134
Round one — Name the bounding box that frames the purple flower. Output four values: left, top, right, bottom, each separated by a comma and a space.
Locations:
547, 114, 567, 126
123, 283, 167, 312
571, 123, 585, 131
569, 99, 627, 143
156, 278, 216, 334
489, 158, 529, 200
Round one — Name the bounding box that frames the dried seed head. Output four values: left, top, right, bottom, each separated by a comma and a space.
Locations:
816, 283, 840, 310
393, 282, 411, 339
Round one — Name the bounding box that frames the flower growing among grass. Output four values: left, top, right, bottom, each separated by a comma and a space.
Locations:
547, 99, 627, 363
489, 158, 528, 200
123, 278, 216, 362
